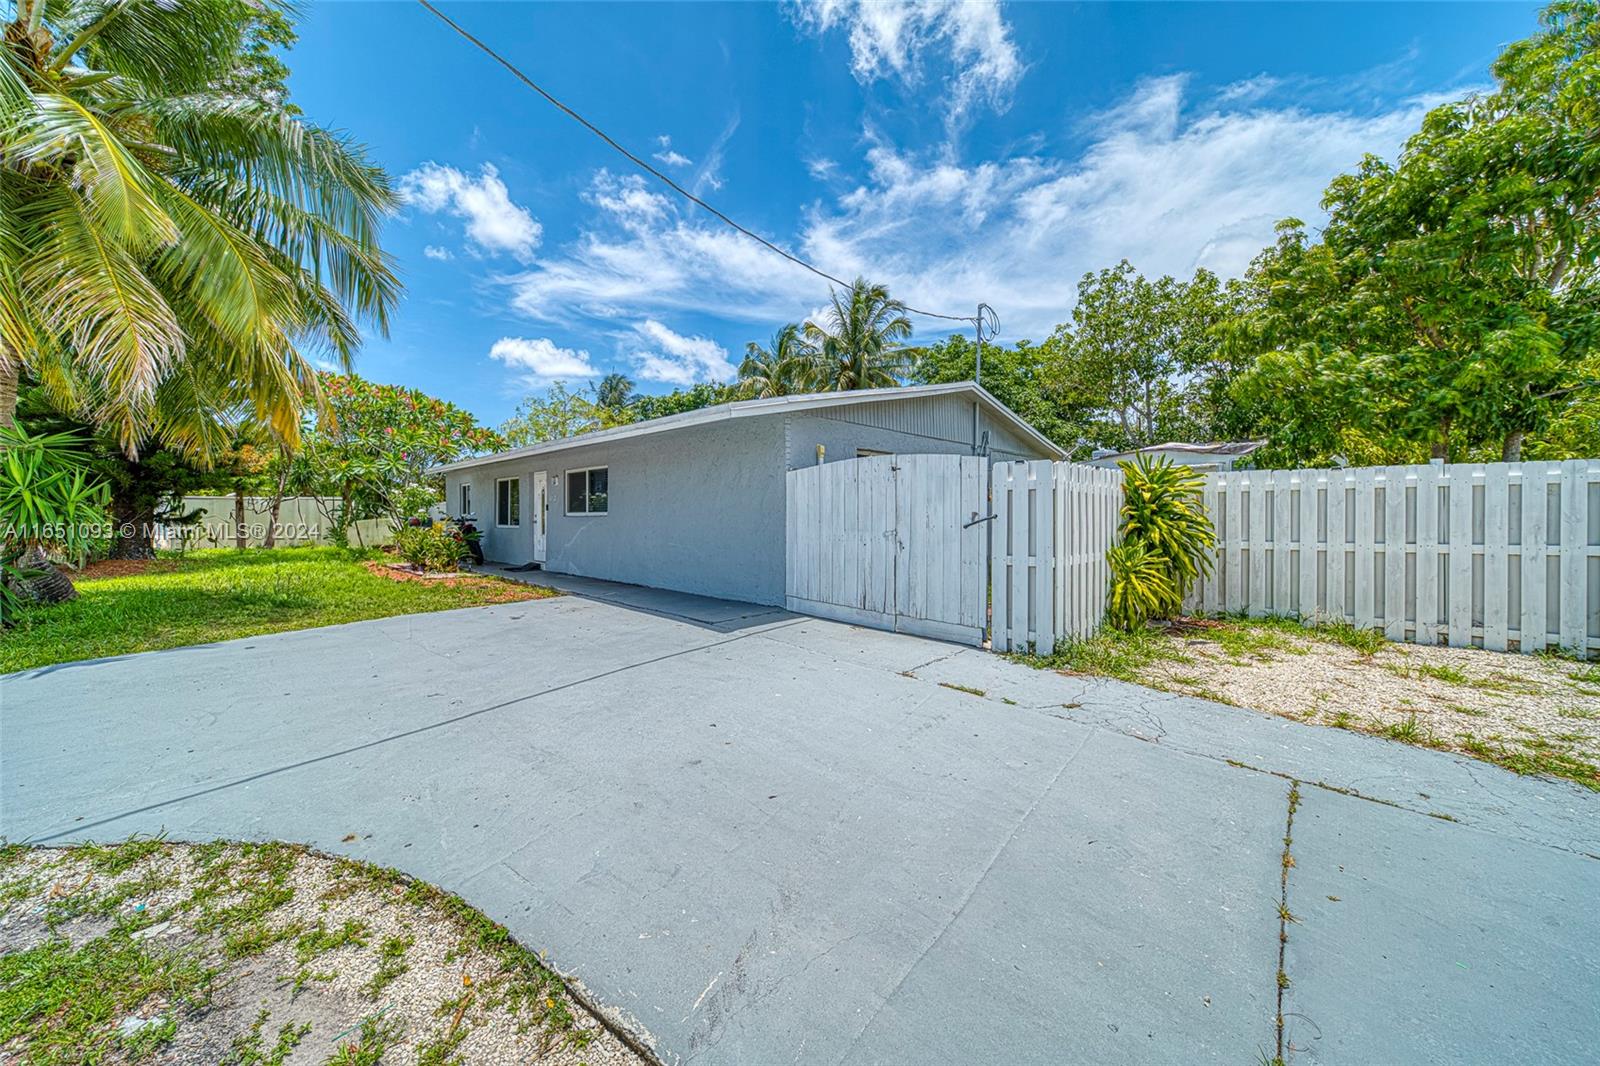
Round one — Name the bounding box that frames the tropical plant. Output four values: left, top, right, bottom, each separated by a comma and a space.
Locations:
392, 522, 464, 573
804, 278, 912, 391
0, 0, 400, 461
1109, 455, 1215, 626
595, 373, 635, 411
0, 423, 109, 617
738, 323, 814, 398
1104, 542, 1177, 631
499, 381, 604, 446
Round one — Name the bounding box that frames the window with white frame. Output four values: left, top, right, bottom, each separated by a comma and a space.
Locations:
565, 466, 608, 515
459, 482, 472, 518
495, 477, 520, 526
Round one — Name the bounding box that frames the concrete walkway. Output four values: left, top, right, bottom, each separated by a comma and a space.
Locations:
3, 591, 1596, 1064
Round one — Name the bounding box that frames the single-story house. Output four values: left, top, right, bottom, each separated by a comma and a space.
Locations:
432, 382, 1063, 606
1087, 440, 1265, 473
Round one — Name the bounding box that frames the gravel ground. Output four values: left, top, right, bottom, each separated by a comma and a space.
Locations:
1142, 621, 1600, 770
0, 842, 648, 1066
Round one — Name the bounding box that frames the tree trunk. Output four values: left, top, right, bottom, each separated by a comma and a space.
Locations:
1501, 430, 1526, 463
233, 489, 247, 550
0, 351, 17, 429
1431, 418, 1451, 462
262, 461, 289, 549
108, 480, 158, 560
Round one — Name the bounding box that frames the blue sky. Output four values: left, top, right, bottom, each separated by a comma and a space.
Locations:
287, 1, 1542, 428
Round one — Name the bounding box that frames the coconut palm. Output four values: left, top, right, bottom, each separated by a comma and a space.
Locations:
738, 323, 814, 398
595, 373, 635, 410
803, 278, 913, 391
0, 0, 400, 457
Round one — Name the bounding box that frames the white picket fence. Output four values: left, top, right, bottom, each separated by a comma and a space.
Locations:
1187, 460, 1600, 656
991, 461, 1124, 654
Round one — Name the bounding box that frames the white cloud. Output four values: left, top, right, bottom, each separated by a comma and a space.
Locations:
505, 75, 1435, 341
629, 320, 736, 385
423, 245, 453, 261
398, 162, 542, 262
693, 113, 740, 196
652, 134, 693, 168
488, 337, 599, 383
788, 0, 1023, 128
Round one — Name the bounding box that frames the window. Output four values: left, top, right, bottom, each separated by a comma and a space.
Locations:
496, 477, 520, 526
565, 466, 608, 515
459, 483, 472, 518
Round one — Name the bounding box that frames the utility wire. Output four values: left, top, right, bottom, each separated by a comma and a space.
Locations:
416, 0, 976, 324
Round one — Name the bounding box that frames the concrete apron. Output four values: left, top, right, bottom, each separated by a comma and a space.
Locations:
3, 594, 1596, 1065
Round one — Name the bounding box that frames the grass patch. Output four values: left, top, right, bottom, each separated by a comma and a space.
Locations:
1558, 707, 1599, 720
1457, 734, 1600, 791
363, 935, 414, 999
937, 681, 985, 697
0, 547, 554, 673
1012, 624, 1192, 683
0, 928, 215, 1064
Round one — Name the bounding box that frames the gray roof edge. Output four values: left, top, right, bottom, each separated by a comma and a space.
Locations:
430, 381, 1064, 474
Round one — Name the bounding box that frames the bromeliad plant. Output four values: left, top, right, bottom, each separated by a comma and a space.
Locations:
1108, 454, 1216, 628
0, 423, 110, 618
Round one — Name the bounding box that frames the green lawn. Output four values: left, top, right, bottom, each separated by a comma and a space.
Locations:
0, 548, 553, 673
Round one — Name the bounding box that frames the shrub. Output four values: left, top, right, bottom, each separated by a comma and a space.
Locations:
1108, 455, 1216, 628
392, 523, 464, 573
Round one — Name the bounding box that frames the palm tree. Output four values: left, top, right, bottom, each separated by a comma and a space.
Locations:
738, 323, 814, 398
803, 278, 913, 391
595, 373, 635, 410
0, 0, 400, 457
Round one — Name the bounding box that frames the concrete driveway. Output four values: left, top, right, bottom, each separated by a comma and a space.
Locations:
3, 581, 1597, 1064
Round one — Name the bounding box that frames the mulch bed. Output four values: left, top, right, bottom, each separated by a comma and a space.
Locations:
71, 558, 180, 581
360, 561, 558, 602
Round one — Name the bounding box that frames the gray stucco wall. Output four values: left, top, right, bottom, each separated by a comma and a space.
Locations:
446, 416, 788, 605
783, 393, 1048, 469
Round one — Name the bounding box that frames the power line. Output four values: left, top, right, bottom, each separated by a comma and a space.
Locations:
415, 0, 976, 324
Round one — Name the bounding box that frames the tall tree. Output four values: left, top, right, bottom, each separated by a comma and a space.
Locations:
738, 323, 814, 398
906, 335, 1080, 449
595, 373, 635, 411
499, 382, 603, 446
0, 0, 400, 457
1233, 1, 1600, 463
804, 278, 912, 391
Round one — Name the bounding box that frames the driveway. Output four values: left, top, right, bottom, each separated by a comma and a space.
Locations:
3, 581, 1597, 1064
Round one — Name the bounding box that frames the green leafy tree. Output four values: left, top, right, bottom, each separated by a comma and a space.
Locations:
1233, 1, 1600, 463
1, 0, 400, 493
1041, 262, 1246, 452
626, 382, 741, 420
499, 382, 605, 446
804, 278, 912, 390
906, 335, 1080, 449
298, 374, 502, 538
738, 323, 814, 398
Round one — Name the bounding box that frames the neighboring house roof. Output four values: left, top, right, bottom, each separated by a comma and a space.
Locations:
1095, 440, 1267, 462
431, 382, 1066, 473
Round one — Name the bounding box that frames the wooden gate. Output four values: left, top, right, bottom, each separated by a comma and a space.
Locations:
785, 453, 988, 644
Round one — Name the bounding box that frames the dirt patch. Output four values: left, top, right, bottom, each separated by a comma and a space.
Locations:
72, 558, 181, 581
0, 841, 648, 1066
360, 561, 557, 602
1141, 621, 1600, 786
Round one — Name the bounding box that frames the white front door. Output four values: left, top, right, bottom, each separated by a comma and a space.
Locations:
532, 471, 548, 563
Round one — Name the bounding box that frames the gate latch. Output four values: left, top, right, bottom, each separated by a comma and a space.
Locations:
963, 512, 998, 529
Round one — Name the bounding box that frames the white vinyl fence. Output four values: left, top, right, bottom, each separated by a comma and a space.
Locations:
1187, 460, 1600, 656
991, 461, 1123, 655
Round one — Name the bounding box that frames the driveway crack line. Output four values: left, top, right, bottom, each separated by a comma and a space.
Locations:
25, 619, 807, 844
831, 728, 1094, 1065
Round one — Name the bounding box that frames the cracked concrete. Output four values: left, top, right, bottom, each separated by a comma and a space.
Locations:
3, 585, 1597, 1064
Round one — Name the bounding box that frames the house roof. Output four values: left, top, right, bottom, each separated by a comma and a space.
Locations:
430, 381, 1065, 474
1096, 440, 1267, 461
